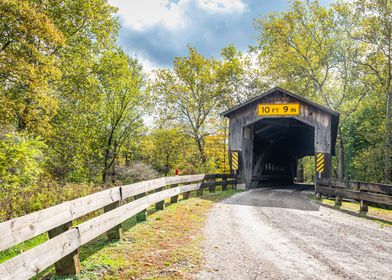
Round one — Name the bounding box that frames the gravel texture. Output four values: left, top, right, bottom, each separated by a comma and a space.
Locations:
197, 186, 392, 280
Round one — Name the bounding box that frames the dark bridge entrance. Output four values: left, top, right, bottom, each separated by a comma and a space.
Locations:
252, 118, 315, 185
222, 87, 339, 189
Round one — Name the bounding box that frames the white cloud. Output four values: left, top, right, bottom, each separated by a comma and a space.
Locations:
140, 56, 160, 73
109, 0, 246, 31
197, 0, 246, 13
109, 0, 185, 30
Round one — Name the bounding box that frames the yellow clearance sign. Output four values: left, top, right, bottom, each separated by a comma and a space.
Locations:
258, 103, 300, 116
316, 153, 324, 173
231, 151, 239, 171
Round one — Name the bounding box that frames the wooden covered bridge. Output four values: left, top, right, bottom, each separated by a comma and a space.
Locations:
222, 87, 339, 188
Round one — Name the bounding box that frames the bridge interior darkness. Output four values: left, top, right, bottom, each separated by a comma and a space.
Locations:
251, 118, 315, 186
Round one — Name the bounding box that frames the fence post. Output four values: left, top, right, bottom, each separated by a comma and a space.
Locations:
222, 177, 228, 191
183, 190, 191, 199
156, 187, 165, 210
135, 193, 147, 222
335, 196, 342, 208
48, 222, 81, 276
171, 184, 179, 203
209, 178, 216, 193
104, 201, 123, 241
197, 180, 204, 197
359, 200, 368, 215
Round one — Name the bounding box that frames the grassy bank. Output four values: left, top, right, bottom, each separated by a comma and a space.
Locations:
309, 194, 392, 227
74, 190, 238, 280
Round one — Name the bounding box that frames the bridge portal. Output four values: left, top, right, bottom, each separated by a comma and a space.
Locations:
222, 87, 339, 189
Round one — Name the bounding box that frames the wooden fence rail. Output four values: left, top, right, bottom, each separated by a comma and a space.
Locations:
0, 174, 237, 280
315, 178, 392, 213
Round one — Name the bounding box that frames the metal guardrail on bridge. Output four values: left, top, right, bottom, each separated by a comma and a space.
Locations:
315, 178, 392, 213
0, 174, 237, 280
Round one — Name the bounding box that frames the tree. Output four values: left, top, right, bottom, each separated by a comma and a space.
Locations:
152, 47, 225, 165
254, 0, 338, 102
142, 127, 192, 175
0, 0, 64, 135
349, 0, 392, 182
219, 45, 264, 107
97, 49, 144, 183
44, 0, 120, 182
0, 130, 46, 219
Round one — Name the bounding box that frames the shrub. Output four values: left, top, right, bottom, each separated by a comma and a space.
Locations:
0, 131, 46, 220
115, 162, 159, 184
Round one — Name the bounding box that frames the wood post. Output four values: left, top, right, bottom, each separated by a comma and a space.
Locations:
170, 184, 178, 203
104, 201, 123, 241
155, 187, 165, 210
222, 177, 228, 191
197, 181, 204, 197
335, 196, 342, 208
135, 193, 147, 222
48, 222, 81, 276
183, 191, 191, 200
360, 200, 368, 215
209, 178, 216, 193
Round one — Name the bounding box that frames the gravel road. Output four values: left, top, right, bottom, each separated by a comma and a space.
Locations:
197, 185, 392, 280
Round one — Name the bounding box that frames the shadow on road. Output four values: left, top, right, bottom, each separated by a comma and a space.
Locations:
222, 185, 320, 211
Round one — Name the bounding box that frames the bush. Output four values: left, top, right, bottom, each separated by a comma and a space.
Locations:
0, 131, 46, 220
115, 162, 159, 184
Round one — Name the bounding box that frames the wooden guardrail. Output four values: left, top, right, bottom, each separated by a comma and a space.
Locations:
315, 178, 392, 214
0, 173, 237, 280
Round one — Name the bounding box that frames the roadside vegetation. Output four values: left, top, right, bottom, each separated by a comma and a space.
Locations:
308, 194, 392, 227
0, 189, 239, 279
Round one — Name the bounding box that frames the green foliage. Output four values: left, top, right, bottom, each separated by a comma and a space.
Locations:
44, 0, 121, 183
151, 46, 249, 172
0, 132, 45, 188
351, 0, 392, 182
254, 0, 392, 182
152, 47, 225, 165
141, 127, 193, 175
0, 0, 64, 135
0, 131, 46, 219
255, 0, 336, 100
301, 156, 315, 183
0, 0, 145, 219
97, 49, 144, 183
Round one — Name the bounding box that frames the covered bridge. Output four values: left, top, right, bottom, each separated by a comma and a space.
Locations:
222, 87, 339, 189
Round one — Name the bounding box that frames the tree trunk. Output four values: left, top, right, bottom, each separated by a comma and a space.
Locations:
165, 154, 169, 176
102, 149, 110, 184
384, 91, 392, 183
125, 153, 130, 167
337, 134, 345, 180
196, 137, 206, 163
111, 159, 116, 184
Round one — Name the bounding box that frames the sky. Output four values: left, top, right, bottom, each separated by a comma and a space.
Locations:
109, 0, 334, 72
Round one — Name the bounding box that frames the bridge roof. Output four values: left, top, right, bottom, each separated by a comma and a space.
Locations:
221, 87, 340, 118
